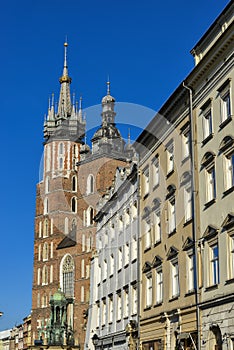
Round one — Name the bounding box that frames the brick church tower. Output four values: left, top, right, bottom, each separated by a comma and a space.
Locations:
31, 42, 134, 349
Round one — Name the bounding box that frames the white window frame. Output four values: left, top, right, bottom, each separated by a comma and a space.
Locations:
171, 260, 179, 298
146, 273, 152, 308
184, 183, 192, 222
155, 268, 163, 304
166, 141, 174, 174
152, 156, 160, 187
142, 167, 149, 197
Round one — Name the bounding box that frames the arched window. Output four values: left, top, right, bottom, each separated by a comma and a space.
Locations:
86, 206, 94, 226
61, 254, 74, 297
87, 174, 94, 194
44, 197, 48, 215
72, 176, 77, 192
43, 243, 49, 261
42, 265, 48, 285
43, 219, 49, 238
45, 176, 50, 194
201, 152, 216, 204
71, 197, 77, 213
58, 143, 64, 170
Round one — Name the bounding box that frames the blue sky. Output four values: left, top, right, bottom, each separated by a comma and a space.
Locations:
0, 0, 230, 330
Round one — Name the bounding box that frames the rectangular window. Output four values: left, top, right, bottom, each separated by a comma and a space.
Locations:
144, 220, 151, 250
224, 154, 234, 190
117, 292, 122, 320
102, 299, 106, 326
125, 244, 130, 266
132, 285, 137, 315
110, 254, 114, 276
171, 261, 179, 298
123, 289, 129, 318
146, 274, 152, 308
131, 236, 137, 261
166, 141, 174, 174
118, 248, 123, 270
202, 109, 213, 140
229, 236, 234, 280
103, 260, 107, 280
152, 157, 160, 187
156, 269, 163, 304
210, 244, 219, 285
206, 167, 216, 203
142, 167, 149, 197
168, 199, 176, 234
221, 91, 231, 123
154, 210, 161, 243
182, 131, 190, 159
187, 254, 194, 292
108, 296, 113, 323
184, 184, 192, 222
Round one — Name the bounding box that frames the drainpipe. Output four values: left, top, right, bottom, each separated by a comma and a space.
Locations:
183, 82, 201, 350
137, 167, 141, 350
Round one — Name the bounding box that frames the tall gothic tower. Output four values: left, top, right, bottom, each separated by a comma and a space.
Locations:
31, 43, 134, 349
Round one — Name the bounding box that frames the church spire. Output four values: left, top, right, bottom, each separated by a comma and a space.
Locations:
57, 41, 72, 119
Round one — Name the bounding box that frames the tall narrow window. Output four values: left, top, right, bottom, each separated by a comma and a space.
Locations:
152, 156, 160, 187
224, 154, 234, 190
146, 274, 152, 308
206, 167, 216, 203
81, 286, 85, 302
219, 85, 231, 123
44, 198, 49, 215
108, 295, 113, 323
168, 198, 176, 234
64, 217, 69, 235
37, 268, 41, 285
203, 109, 213, 140
42, 265, 48, 285
103, 260, 107, 280
58, 143, 64, 170
144, 219, 151, 250
43, 219, 49, 238
171, 261, 179, 298
81, 259, 85, 278
38, 245, 41, 261
184, 184, 192, 222
117, 292, 122, 320
210, 244, 219, 286
228, 235, 234, 280
45, 176, 50, 194
153, 199, 161, 244
123, 288, 129, 318
156, 269, 163, 304
166, 141, 174, 174
61, 255, 74, 297
202, 152, 216, 205
86, 206, 94, 226
187, 253, 194, 292
50, 265, 53, 283
118, 248, 123, 270
87, 174, 94, 194
132, 284, 137, 315
43, 243, 49, 261
142, 167, 149, 197
110, 254, 114, 276
72, 176, 77, 192
71, 197, 77, 213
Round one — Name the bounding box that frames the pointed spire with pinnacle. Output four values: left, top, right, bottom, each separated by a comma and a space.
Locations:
57, 41, 72, 119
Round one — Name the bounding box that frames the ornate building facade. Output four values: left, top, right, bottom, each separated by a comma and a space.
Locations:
31, 42, 133, 349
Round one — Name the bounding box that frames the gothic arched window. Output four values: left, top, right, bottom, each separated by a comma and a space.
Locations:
87, 174, 94, 194
61, 255, 74, 297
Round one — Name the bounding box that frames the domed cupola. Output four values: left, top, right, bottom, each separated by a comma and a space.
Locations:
91, 81, 125, 155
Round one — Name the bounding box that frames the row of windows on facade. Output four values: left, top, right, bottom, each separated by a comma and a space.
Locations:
201, 136, 234, 206
143, 230, 234, 309
141, 128, 190, 199
37, 285, 89, 308
142, 182, 192, 251
38, 217, 94, 241
44, 174, 94, 195
44, 143, 79, 173
200, 84, 231, 142
100, 201, 138, 231
37, 260, 90, 282
95, 284, 138, 327
97, 239, 138, 282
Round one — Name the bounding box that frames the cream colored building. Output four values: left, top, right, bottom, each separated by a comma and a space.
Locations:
136, 89, 197, 350
187, 2, 234, 350
136, 2, 234, 350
